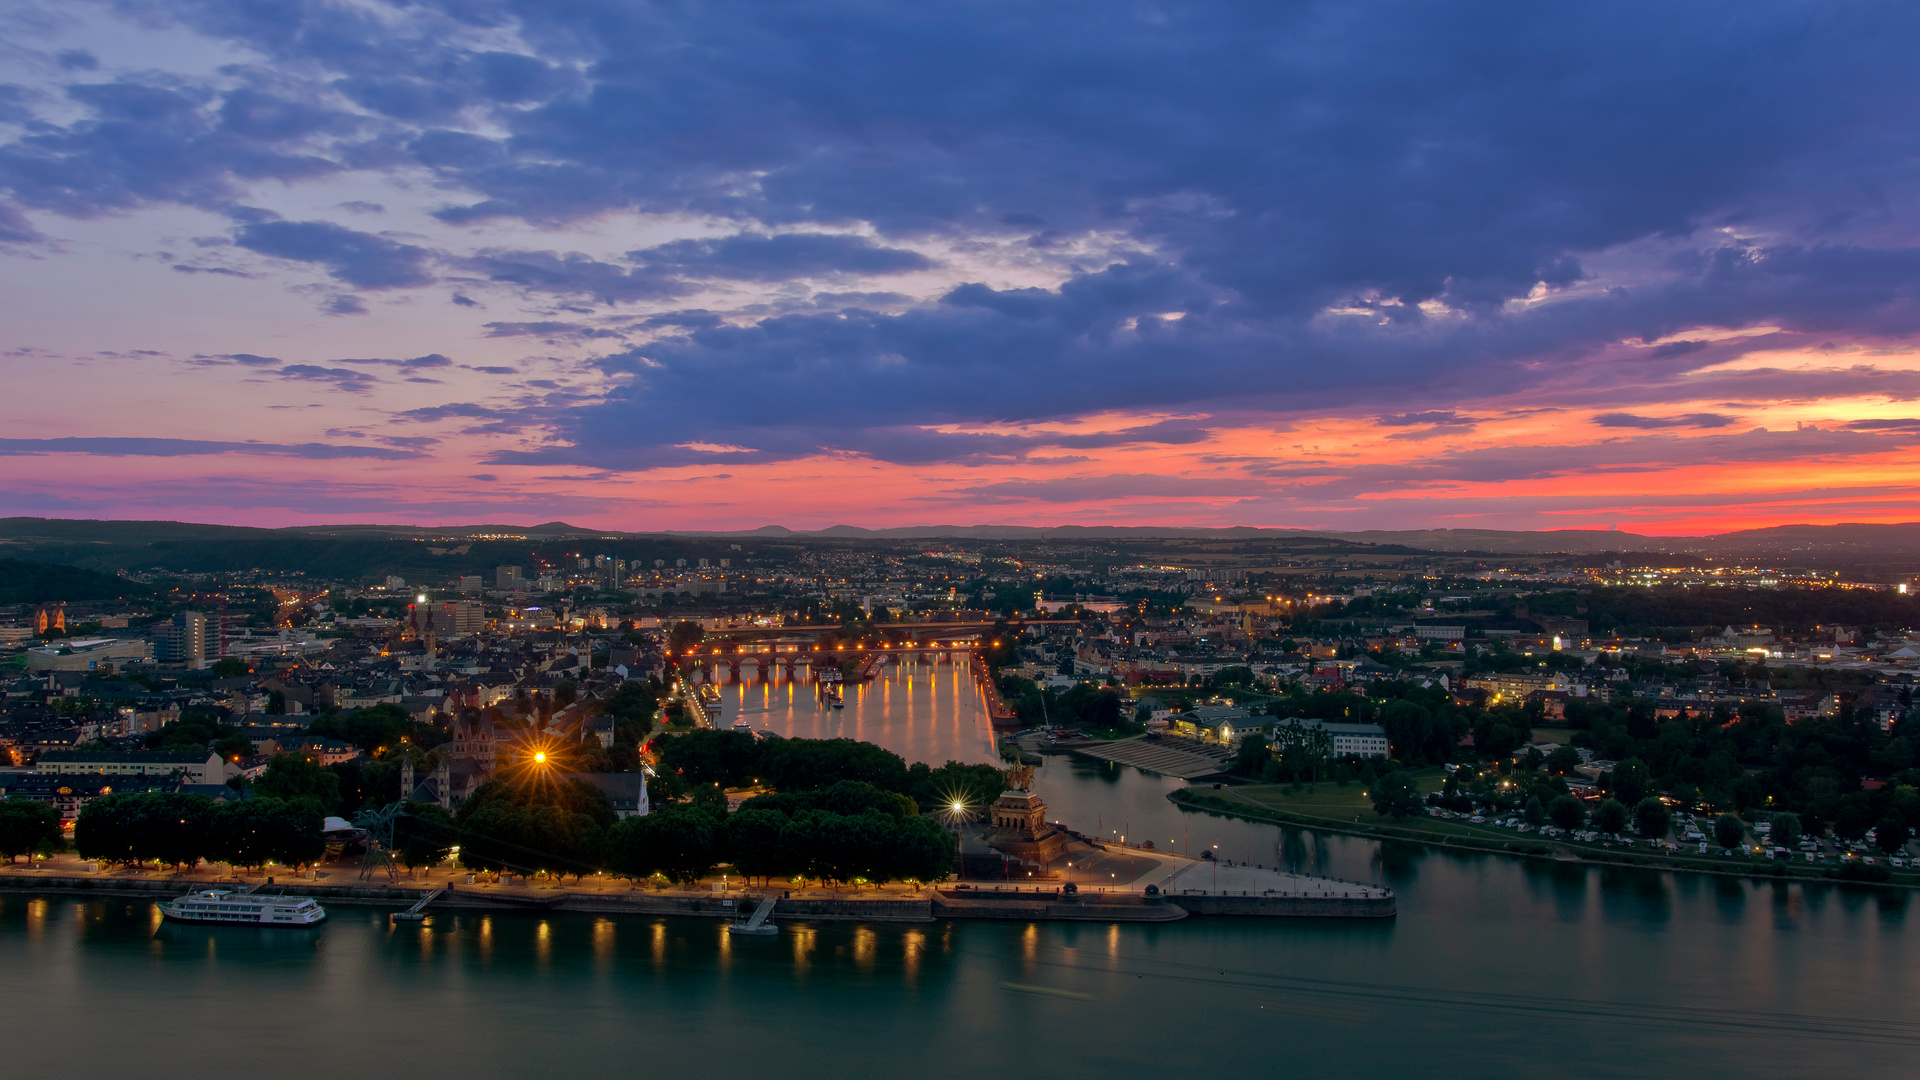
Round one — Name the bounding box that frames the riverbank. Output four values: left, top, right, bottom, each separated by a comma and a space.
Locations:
1171, 788, 1920, 889
0, 859, 1391, 921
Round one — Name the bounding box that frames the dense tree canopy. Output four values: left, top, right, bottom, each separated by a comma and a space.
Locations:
455, 777, 615, 881
0, 798, 62, 863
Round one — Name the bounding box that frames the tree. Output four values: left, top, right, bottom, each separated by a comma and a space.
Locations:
1549, 795, 1586, 832
75, 794, 142, 867
1875, 814, 1909, 856
1523, 795, 1546, 828
1770, 812, 1802, 848
604, 807, 717, 884
209, 657, 248, 678
653, 729, 762, 787
604, 679, 660, 743
754, 737, 909, 793
0, 798, 61, 864
1230, 733, 1273, 778
210, 797, 324, 870
1612, 758, 1651, 806
1713, 813, 1746, 851
905, 761, 1003, 813
455, 777, 615, 881
1634, 797, 1670, 839
307, 702, 435, 755
252, 753, 342, 813
1369, 771, 1422, 818
1546, 745, 1581, 775
147, 792, 218, 869
1592, 799, 1629, 836
395, 802, 456, 874
722, 808, 793, 883
1273, 719, 1334, 783
667, 621, 705, 653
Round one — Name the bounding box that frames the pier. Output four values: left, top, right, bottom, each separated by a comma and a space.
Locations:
1039, 732, 1233, 779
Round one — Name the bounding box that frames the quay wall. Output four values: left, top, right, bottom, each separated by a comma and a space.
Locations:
1, 873, 1392, 920
1171, 893, 1395, 918
933, 894, 1188, 922
0, 874, 427, 904
556, 894, 935, 923
0, 875, 936, 922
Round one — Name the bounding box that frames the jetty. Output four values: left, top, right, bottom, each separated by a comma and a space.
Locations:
1044, 732, 1232, 780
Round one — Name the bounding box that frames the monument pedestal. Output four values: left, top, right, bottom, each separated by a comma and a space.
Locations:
983, 789, 1069, 864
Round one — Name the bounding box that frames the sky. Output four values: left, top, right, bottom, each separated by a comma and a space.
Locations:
5, 1, 1920, 535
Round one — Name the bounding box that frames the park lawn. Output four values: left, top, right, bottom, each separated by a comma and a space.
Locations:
1234, 766, 1450, 824
1528, 727, 1576, 744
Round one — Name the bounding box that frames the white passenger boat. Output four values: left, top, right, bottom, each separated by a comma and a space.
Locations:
158, 889, 328, 926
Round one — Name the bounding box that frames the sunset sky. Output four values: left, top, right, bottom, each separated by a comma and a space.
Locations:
5, 1, 1920, 534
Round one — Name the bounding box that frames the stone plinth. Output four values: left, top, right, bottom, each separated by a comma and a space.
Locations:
984, 788, 1069, 864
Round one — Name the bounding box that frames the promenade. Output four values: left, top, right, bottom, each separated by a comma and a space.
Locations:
0, 845, 1392, 920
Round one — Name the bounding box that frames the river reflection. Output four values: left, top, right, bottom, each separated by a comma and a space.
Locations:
5, 695, 1919, 1078
3, 880, 1915, 1080
717, 657, 998, 767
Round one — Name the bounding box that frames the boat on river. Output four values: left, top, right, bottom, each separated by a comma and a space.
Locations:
158, 889, 327, 926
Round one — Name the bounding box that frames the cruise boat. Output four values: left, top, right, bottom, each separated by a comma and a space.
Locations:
158, 889, 328, 926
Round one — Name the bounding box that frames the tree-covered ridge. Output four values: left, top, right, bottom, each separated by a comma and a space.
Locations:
0, 558, 154, 604
1576, 586, 1920, 636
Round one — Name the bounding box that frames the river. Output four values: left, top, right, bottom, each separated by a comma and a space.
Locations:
4, 660, 1917, 1079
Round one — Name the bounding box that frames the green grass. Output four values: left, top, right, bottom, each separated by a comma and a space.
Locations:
1229, 767, 1447, 824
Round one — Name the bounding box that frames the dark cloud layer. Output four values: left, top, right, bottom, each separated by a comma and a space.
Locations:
1593, 412, 1738, 430
632, 233, 935, 281
234, 220, 433, 288
0, 437, 419, 459
6, 1, 1920, 474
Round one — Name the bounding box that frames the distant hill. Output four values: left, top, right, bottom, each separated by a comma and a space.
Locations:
1690, 522, 1920, 557
0, 558, 155, 605
5, 516, 1920, 574
1312, 528, 1663, 553
665, 522, 1669, 553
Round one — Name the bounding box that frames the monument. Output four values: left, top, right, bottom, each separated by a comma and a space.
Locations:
983, 763, 1069, 864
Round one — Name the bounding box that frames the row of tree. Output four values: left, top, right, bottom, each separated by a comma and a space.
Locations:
441, 739, 972, 886
649, 730, 1005, 811
75, 792, 326, 870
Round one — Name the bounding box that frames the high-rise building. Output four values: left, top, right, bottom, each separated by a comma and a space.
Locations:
438, 599, 483, 636
458, 576, 483, 594
496, 565, 523, 590
154, 611, 208, 669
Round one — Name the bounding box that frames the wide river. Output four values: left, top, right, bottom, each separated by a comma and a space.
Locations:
5, 659, 1917, 1079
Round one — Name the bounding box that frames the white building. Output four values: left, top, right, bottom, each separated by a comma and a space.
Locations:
1290, 718, 1392, 758
36, 748, 225, 785
25, 637, 151, 672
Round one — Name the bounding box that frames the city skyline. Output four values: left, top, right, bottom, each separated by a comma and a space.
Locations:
7, 1, 1920, 533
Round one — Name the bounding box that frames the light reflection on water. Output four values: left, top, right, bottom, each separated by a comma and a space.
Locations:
715, 657, 999, 767
0, 873, 1915, 1080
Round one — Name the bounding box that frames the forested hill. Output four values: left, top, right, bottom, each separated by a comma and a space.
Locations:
1576, 586, 1920, 635
0, 559, 155, 605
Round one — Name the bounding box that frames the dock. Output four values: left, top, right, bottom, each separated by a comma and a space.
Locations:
1044, 734, 1233, 780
